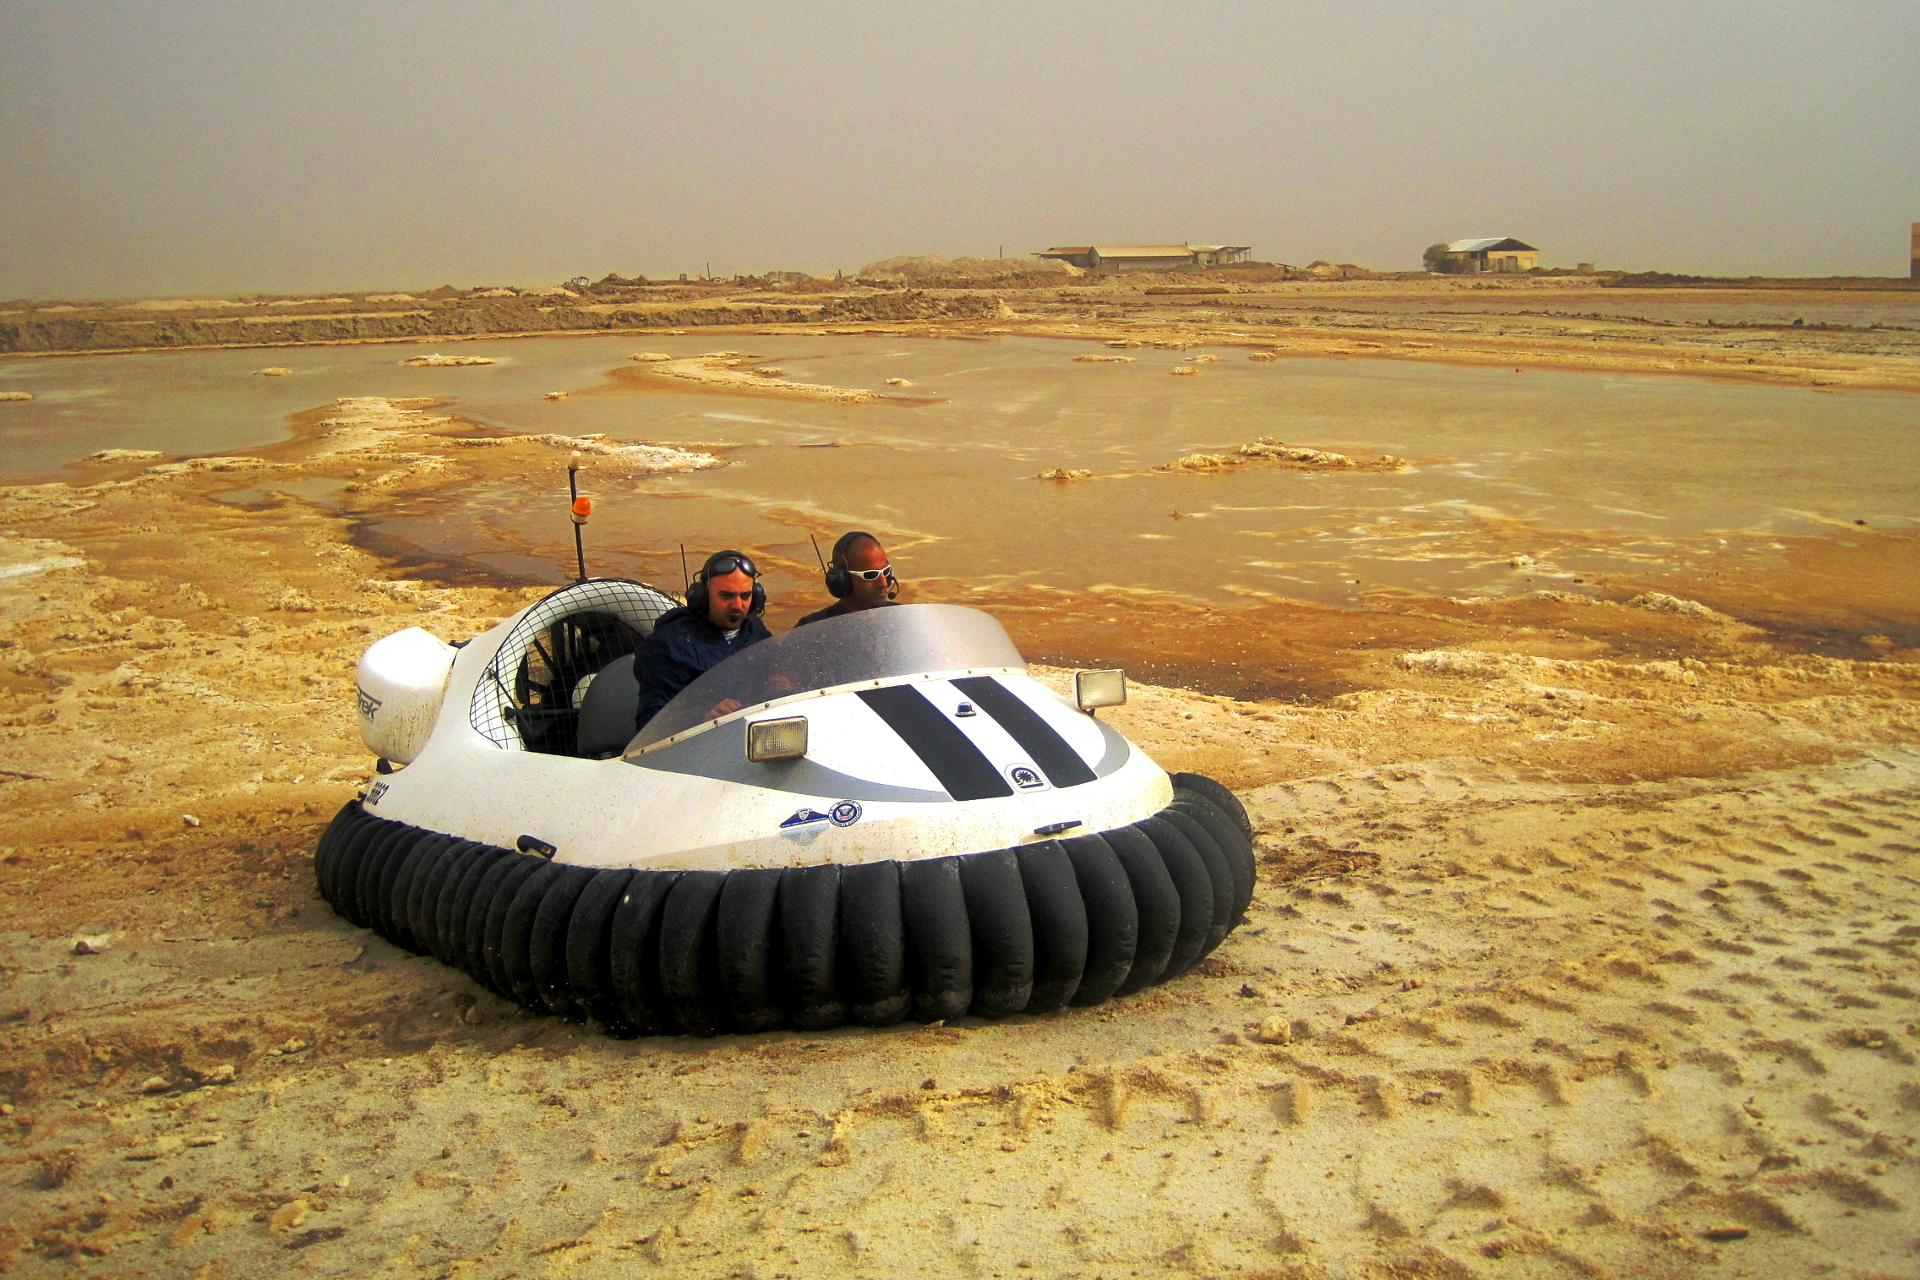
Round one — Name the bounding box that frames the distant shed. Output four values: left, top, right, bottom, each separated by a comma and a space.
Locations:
1433, 237, 1539, 274
1187, 245, 1253, 267
1034, 244, 1251, 272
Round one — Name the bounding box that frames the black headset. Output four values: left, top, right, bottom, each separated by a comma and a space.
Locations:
825, 531, 898, 600
685, 549, 767, 617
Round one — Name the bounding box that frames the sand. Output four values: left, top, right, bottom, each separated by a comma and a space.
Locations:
0, 308, 1916, 1277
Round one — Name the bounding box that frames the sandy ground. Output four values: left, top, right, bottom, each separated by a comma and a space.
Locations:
1, 306, 1918, 1278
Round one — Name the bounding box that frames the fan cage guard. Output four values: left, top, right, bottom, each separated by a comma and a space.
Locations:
469, 578, 680, 750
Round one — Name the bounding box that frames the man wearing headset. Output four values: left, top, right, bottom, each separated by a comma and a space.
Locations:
634, 549, 772, 730
795, 531, 899, 628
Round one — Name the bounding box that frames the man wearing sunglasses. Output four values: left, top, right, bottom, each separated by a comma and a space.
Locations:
796, 531, 900, 628
634, 549, 772, 730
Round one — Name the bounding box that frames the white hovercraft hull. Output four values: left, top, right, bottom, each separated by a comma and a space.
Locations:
316, 584, 1255, 1036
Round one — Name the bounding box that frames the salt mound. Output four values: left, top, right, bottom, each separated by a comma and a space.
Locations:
1170, 366, 1200, 377
84, 448, 166, 463
1156, 438, 1403, 475
257, 367, 293, 377
1400, 650, 1522, 678
145, 456, 277, 476
516, 433, 724, 472
1038, 468, 1093, 481
402, 354, 495, 367
629, 352, 672, 362
0, 391, 34, 402
1239, 441, 1355, 467
1073, 354, 1134, 363
1628, 592, 1723, 620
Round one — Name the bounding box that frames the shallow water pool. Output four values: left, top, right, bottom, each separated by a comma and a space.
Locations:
5, 334, 1917, 619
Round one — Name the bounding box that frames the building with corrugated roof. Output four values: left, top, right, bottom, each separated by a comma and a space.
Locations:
1430, 237, 1539, 274
1033, 244, 1252, 271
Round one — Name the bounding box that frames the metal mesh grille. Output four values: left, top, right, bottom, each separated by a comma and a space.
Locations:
469, 579, 680, 752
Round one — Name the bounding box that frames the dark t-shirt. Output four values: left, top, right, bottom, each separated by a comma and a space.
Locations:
793, 599, 899, 628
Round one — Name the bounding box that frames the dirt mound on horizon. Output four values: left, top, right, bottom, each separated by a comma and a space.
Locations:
816, 290, 1011, 323
857, 255, 1075, 282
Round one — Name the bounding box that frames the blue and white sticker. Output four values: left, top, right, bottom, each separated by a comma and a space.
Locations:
828, 800, 863, 827
1007, 765, 1047, 791
780, 807, 830, 829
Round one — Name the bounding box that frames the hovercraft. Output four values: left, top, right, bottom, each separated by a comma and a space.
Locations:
315, 579, 1255, 1036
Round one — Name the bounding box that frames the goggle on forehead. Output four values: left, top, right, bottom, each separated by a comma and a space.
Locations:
707, 553, 759, 579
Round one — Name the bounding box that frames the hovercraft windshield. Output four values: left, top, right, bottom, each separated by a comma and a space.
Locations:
630, 603, 1027, 751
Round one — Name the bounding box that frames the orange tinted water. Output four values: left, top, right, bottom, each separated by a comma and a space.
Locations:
8, 334, 1917, 669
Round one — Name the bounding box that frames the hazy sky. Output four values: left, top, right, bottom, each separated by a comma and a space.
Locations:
3, 0, 1916, 298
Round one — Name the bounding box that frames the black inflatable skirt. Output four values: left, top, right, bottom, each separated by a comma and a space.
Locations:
311, 773, 1255, 1037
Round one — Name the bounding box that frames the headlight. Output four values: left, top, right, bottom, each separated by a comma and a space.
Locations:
746, 716, 809, 762
1073, 669, 1127, 712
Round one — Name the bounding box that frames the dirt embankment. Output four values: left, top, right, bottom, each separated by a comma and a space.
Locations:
0, 292, 1012, 357
816, 290, 1011, 324
9, 276, 1916, 393
0, 304, 813, 355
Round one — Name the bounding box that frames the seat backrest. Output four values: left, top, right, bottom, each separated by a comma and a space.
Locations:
575, 652, 641, 757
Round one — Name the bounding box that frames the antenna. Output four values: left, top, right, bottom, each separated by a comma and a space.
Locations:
809, 534, 827, 572
679, 544, 691, 595
566, 453, 590, 582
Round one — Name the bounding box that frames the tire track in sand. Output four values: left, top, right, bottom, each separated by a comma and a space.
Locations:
2, 751, 1916, 1278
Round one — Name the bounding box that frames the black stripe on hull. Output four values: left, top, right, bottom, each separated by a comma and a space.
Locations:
856, 683, 1013, 801
951, 675, 1096, 789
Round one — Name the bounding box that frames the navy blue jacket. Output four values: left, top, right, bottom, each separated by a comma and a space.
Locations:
634, 606, 771, 731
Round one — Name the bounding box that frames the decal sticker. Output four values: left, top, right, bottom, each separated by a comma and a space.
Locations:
780, 807, 830, 829
828, 800, 863, 827
954, 702, 976, 717
357, 686, 383, 719
1007, 765, 1047, 791
366, 781, 389, 806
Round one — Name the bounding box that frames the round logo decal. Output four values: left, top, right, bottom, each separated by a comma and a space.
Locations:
828, 800, 863, 827
1008, 765, 1046, 791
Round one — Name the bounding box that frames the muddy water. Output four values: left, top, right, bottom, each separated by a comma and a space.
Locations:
6, 334, 1918, 645
357, 337, 1920, 619
0, 337, 762, 477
